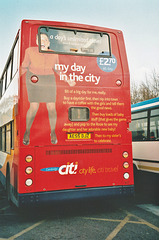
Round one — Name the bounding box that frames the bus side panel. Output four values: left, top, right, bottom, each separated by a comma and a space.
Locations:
0, 70, 19, 193
133, 142, 159, 173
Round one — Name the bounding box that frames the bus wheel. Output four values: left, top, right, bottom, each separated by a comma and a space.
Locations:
6, 168, 11, 204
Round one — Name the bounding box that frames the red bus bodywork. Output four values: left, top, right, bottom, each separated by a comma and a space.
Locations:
0, 20, 134, 207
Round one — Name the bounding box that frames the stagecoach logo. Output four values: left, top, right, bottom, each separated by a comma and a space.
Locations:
97, 51, 117, 72
40, 162, 78, 175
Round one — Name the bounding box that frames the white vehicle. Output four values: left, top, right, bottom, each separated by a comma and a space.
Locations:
130, 97, 159, 174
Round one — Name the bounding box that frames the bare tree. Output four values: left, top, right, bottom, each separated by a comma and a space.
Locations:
151, 69, 159, 98
131, 69, 159, 104
130, 82, 141, 104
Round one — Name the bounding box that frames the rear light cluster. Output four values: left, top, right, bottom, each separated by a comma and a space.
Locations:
25, 155, 33, 186
122, 151, 130, 180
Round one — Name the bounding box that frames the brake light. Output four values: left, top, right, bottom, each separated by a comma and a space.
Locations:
31, 75, 39, 83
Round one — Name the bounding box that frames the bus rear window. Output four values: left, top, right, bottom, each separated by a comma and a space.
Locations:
38, 27, 111, 57
69, 107, 89, 121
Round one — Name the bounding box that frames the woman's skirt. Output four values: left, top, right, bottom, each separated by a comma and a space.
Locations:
26, 71, 56, 103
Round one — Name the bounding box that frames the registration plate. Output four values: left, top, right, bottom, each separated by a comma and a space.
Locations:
67, 133, 91, 140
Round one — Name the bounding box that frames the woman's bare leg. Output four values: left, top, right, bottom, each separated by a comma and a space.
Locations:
46, 102, 57, 144
23, 102, 39, 145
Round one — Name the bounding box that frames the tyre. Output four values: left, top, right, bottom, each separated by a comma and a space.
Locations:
6, 167, 12, 204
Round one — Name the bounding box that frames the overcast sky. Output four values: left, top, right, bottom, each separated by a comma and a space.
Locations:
0, 0, 159, 84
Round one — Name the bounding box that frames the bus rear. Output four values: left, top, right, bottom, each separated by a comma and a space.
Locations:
8, 20, 134, 206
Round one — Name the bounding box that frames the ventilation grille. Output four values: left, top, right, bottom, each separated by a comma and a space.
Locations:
46, 148, 112, 155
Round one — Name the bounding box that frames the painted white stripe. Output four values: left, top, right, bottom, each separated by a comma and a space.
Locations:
132, 101, 159, 112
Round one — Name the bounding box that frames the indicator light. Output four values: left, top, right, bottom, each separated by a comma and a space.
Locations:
124, 173, 129, 179
25, 155, 33, 162
123, 162, 129, 169
25, 179, 33, 186
25, 167, 33, 174
123, 151, 129, 158
31, 75, 39, 83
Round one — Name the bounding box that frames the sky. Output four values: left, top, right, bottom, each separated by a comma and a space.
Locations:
0, 0, 159, 85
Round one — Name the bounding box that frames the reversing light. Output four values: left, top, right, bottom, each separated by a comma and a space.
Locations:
25, 167, 33, 174
25, 155, 33, 163
123, 151, 129, 158
25, 179, 33, 186
124, 173, 129, 179
123, 162, 129, 169
31, 75, 39, 83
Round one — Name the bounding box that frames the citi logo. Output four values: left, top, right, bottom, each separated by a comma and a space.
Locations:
40, 162, 78, 175
59, 162, 78, 175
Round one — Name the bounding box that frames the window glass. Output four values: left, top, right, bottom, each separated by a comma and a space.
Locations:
39, 27, 111, 56
2, 126, 6, 152
131, 111, 147, 120
0, 128, 2, 151
151, 108, 159, 117
150, 116, 159, 140
6, 123, 11, 153
12, 38, 19, 77
130, 118, 147, 141
11, 121, 14, 149
0, 80, 2, 98
69, 107, 90, 121
6, 60, 12, 88
2, 72, 6, 95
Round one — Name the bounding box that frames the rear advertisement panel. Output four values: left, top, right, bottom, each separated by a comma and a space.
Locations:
20, 23, 130, 147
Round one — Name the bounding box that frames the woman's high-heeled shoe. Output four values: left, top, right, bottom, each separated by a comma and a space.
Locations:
51, 130, 58, 144
23, 131, 30, 145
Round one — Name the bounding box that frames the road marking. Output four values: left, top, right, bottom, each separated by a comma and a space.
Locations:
105, 214, 131, 240
7, 219, 46, 240
137, 204, 159, 217
83, 217, 146, 225
124, 210, 159, 233
84, 217, 121, 223
0, 206, 10, 214
0, 206, 10, 211
84, 209, 159, 240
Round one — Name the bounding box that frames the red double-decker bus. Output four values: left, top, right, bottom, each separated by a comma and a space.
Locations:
0, 20, 134, 207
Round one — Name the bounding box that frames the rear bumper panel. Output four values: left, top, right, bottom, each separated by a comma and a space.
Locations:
18, 185, 134, 207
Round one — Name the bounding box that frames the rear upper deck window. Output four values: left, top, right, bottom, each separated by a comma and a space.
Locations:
38, 27, 111, 57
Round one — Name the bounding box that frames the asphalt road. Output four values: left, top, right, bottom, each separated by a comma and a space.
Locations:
0, 175, 159, 240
